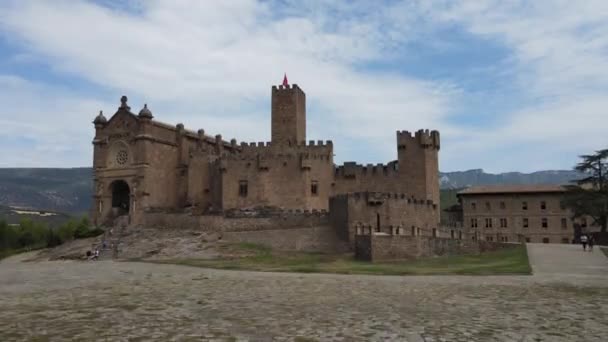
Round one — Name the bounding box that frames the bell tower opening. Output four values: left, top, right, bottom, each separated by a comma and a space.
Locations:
111, 180, 130, 213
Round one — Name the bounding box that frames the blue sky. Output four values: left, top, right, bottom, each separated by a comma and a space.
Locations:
0, 0, 607, 172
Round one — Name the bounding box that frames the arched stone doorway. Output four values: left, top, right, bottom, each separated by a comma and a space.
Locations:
111, 180, 130, 214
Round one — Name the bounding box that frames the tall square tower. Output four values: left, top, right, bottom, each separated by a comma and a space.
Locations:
271, 84, 306, 145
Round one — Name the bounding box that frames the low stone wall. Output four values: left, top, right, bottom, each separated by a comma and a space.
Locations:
141, 212, 329, 232
223, 226, 349, 253
355, 234, 518, 262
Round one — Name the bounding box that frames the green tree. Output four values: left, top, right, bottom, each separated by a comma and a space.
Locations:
563, 149, 608, 232
46, 228, 62, 248
57, 219, 78, 242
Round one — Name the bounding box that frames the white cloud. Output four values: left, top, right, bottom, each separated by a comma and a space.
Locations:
0, 0, 606, 172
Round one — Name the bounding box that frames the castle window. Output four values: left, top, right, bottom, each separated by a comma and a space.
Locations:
561, 218, 567, 229
541, 218, 548, 228
522, 201, 528, 210
500, 218, 507, 228
470, 218, 478, 228
311, 181, 318, 196
500, 201, 506, 209
542, 237, 550, 244
485, 202, 491, 210
471, 202, 477, 211
485, 218, 492, 228
116, 150, 128, 165
523, 218, 529, 228
540, 201, 546, 210
525, 237, 531, 243
238, 181, 248, 197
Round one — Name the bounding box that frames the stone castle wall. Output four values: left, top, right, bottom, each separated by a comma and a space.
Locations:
220, 141, 334, 210
355, 234, 517, 262
141, 210, 329, 232
329, 192, 439, 247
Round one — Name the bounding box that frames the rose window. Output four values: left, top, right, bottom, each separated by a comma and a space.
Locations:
116, 150, 128, 165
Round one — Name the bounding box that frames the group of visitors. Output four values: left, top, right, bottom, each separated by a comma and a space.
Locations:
86, 248, 100, 260
580, 234, 595, 251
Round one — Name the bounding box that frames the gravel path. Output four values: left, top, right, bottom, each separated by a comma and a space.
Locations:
1, 247, 607, 341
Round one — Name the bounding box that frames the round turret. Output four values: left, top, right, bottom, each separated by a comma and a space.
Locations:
138, 104, 153, 119
93, 110, 107, 125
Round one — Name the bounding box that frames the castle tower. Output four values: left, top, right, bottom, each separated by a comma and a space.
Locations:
397, 129, 440, 205
271, 83, 306, 145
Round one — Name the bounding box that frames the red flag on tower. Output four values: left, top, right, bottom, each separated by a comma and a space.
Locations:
282, 73, 289, 86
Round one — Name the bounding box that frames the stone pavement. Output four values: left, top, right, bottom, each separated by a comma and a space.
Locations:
0, 248, 607, 341
527, 242, 608, 282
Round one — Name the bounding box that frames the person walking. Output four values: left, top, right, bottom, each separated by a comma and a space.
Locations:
580, 234, 588, 251
588, 235, 594, 252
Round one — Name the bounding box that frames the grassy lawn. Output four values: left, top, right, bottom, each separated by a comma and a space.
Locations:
150, 243, 532, 276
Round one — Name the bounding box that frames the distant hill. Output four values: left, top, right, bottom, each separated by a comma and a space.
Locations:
0, 205, 74, 228
0, 168, 92, 215
0, 167, 583, 214
439, 169, 582, 189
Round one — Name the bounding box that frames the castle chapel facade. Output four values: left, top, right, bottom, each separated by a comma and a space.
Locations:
91, 83, 441, 238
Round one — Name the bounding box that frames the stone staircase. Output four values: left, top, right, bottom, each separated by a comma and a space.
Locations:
93, 215, 130, 260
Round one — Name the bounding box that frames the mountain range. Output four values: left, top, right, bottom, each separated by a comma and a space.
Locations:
0, 167, 582, 214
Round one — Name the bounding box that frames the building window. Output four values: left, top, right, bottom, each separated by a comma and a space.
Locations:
561, 218, 567, 229
411, 226, 416, 236
540, 201, 546, 210
471, 202, 477, 210
523, 218, 529, 228
238, 181, 248, 197
542, 218, 548, 228
486, 236, 493, 242
485, 202, 491, 210
485, 218, 493, 228
542, 237, 550, 244
500, 201, 506, 209
470, 218, 478, 228
311, 181, 318, 196
522, 201, 528, 210
500, 218, 507, 228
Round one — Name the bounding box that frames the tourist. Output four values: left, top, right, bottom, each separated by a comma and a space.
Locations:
588, 235, 594, 252
580, 234, 588, 251
93, 249, 99, 261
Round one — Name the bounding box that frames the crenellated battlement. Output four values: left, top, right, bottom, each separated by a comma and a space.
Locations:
334, 161, 399, 178
233, 140, 333, 153
332, 192, 437, 209
271, 83, 304, 92
396, 129, 440, 150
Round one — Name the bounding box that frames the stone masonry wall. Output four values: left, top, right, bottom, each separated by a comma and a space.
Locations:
220, 142, 334, 211
330, 192, 439, 248
355, 234, 517, 262
222, 226, 348, 253
141, 211, 329, 232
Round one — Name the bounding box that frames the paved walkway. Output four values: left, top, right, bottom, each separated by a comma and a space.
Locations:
1, 247, 607, 341
527, 243, 608, 280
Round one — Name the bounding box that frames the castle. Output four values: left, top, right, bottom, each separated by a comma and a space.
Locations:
91, 82, 442, 249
